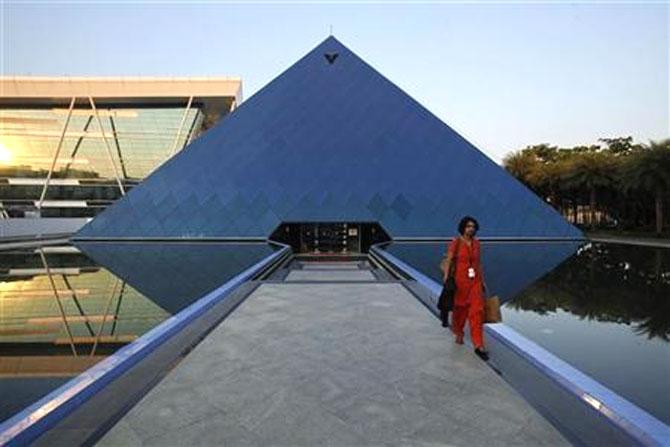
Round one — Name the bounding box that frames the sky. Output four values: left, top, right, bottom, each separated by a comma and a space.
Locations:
1, 1, 668, 163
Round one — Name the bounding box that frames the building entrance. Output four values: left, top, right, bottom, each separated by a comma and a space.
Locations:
269, 222, 391, 254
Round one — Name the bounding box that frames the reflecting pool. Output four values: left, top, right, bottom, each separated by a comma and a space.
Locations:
383, 240, 670, 425
0, 242, 277, 423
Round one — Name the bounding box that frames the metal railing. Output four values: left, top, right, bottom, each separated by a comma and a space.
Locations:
369, 241, 670, 447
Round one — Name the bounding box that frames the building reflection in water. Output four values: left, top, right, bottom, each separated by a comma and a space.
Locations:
0, 241, 277, 422
0, 245, 164, 421
0, 245, 160, 366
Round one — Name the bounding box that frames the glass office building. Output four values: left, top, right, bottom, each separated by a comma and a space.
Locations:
0, 77, 242, 219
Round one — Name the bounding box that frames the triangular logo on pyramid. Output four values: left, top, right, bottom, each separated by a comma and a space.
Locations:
324, 52, 339, 64
75, 36, 582, 241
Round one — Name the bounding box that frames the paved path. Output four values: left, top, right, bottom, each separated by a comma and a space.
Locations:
588, 233, 670, 248
98, 260, 568, 446
285, 269, 376, 281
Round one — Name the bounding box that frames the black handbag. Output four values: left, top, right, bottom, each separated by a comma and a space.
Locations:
437, 238, 460, 325
438, 277, 456, 311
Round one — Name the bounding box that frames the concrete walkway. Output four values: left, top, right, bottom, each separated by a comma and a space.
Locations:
588, 233, 670, 248
98, 260, 567, 446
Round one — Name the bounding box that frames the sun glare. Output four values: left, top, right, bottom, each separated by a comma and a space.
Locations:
0, 142, 12, 164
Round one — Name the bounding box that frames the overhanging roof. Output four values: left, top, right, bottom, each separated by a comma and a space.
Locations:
0, 76, 242, 116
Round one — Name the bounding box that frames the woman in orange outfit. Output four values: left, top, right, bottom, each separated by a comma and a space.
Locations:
442, 216, 489, 361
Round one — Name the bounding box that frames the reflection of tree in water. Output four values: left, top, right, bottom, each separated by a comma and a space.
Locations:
507, 243, 670, 341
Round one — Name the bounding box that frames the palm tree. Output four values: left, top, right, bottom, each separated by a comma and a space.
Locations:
528, 159, 569, 212
503, 150, 540, 191
561, 152, 617, 227
621, 139, 670, 235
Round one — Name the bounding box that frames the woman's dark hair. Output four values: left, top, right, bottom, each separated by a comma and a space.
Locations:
458, 216, 479, 235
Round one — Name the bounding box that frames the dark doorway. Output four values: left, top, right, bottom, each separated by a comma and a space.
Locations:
269, 222, 391, 254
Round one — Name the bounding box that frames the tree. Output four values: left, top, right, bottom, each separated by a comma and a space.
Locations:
599, 136, 642, 156
528, 158, 569, 209
502, 150, 540, 191
621, 139, 670, 235
502, 137, 665, 233
525, 144, 559, 163
561, 151, 617, 227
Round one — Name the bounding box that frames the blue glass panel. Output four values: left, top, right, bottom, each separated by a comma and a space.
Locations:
76, 37, 582, 240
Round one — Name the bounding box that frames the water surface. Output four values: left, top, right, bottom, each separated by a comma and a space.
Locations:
383, 240, 670, 424
0, 242, 277, 423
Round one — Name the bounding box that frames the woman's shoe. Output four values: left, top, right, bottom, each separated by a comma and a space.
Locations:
455, 335, 464, 345
474, 347, 489, 361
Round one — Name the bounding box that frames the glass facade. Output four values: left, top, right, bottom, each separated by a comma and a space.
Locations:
0, 104, 205, 218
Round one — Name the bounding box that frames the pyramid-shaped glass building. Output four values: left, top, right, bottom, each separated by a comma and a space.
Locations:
75, 37, 582, 241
